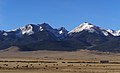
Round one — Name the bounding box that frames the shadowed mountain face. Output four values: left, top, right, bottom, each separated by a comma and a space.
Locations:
0, 22, 120, 52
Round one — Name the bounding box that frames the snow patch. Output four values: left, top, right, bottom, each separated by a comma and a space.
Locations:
107, 29, 120, 36
59, 30, 63, 34
39, 26, 44, 31
3, 32, 8, 36
20, 24, 34, 35
102, 30, 109, 36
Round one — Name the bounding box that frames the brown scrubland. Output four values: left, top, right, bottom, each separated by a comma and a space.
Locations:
0, 49, 120, 73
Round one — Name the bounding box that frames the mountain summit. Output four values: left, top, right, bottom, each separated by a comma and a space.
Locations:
69, 22, 120, 37
0, 22, 120, 52
69, 22, 96, 33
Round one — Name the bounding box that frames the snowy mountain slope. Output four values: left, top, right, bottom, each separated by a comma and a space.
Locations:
2, 23, 68, 39
107, 29, 120, 36
69, 22, 120, 36
69, 22, 96, 33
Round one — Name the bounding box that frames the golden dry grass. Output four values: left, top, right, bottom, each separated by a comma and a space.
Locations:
0, 50, 120, 73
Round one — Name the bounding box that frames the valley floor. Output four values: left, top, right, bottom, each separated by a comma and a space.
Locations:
0, 50, 120, 73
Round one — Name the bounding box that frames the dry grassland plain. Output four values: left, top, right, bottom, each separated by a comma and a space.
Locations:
0, 50, 120, 73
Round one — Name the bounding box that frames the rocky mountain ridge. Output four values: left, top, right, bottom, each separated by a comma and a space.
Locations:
0, 22, 120, 52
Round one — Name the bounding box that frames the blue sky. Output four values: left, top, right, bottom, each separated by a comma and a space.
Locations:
0, 0, 120, 31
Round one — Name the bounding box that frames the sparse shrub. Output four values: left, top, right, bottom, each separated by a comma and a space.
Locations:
45, 65, 47, 67
53, 64, 55, 66
62, 62, 65, 63
30, 64, 33, 66
3, 64, 8, 66
56, 67, 58, 69
13, 67, 16, 68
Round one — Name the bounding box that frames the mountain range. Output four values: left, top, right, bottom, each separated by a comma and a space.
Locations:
0, 22, 120, 52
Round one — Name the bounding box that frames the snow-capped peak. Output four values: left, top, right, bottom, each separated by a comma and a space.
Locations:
69, 22, 96, 33
69, 22, 120, 37
68, 22, 113, 36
